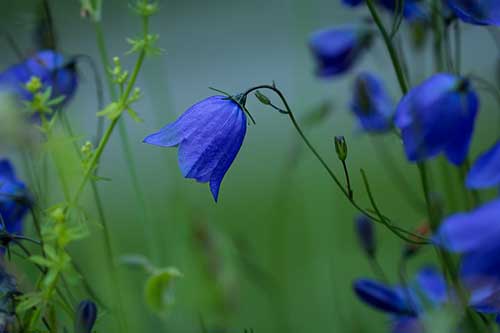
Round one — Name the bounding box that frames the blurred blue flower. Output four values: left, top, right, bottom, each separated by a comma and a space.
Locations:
0, 50, 78, 108
354, 266, 446, 333
355, 215, 376, 257
350, 72, 394, 132
466, 140, 500, 189
394, 74, 479, 165
0, 159, 31, 235
447, 0, 500, 25
342, 0, 364, 7
75, 300, 97, 333
309, 25, 373, 78
341, 0, 429, 21
144, 95, 247, 202
377, 0, 429, 21
436, 198, 500, 314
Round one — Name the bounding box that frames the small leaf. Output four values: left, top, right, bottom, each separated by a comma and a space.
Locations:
29, 255, 52, 267
16, 293, 43, 313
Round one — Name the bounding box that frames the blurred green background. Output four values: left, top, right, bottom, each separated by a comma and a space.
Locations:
0, 0, 499, 332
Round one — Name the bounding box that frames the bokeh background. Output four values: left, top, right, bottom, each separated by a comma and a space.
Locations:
0, 0, 499, 332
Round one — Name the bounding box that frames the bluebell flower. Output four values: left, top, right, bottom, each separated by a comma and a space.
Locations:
309, 25, 373, 78
143, 95, 247, 202
75, 300, 97, 333
350, 72, 394, 132
355, 215, 376, 257
0, 159, 30, 235
377, 0, 430, 22
394, 74, 479, 165
466, 140, 500, 189
436, 198, 500, 314
354, 266, 447, 333
446, 0, 500, 26
342, 0, 364, 7
0, 50, 78, 109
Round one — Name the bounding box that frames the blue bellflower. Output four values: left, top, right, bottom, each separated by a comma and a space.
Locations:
447, 0, 500, 25
354, 267, 446, 333
75, 300, 98, 333
466, 139, 500, 189
309, 25, 373, 78
0, 50, 78, 108
0, 159, 30, 235
350, 72, 394, 132
144, 95, 247, 202
436, 199, 500, 315
355, 215, 376, 257
341, 0, 429, 21
394, 73, 479, 165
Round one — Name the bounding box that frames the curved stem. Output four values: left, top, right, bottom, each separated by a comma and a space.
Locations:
242, 85, 428, 244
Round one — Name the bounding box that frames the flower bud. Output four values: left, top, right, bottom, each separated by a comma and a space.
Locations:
254, 91, 271, 105
25, 76, 42, 94
355, 215, 375, 258
75, 300, 97, 333
334, 136, 348, 161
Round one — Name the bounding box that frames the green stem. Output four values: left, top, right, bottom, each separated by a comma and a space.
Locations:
94, 20, 158, 263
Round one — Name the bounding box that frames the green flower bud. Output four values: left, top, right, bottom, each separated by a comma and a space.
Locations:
334, 136, 348, 161
254, 91, 271, 105
25, 77, 42, 94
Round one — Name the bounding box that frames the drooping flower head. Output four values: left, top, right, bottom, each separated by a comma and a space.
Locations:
354, 266, 448, 333
466, 139, 500, 189
309, 24, 373, 78
341, 0, 429, 21
436, 198, 500, 315
144, 95, 247, 202
0, 159, 31, 235
350, 72, 394, 133
394, 73, 479, 165
0, 50, 78, 110
75, 300, 98, 333
355, 215, 376, 257
446, 0, 500, 25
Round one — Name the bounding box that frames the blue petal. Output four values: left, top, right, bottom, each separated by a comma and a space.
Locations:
466, 140, 500, 189
354, 279, 414, 315
447, 0, 500, 25
342, 0, 364, 7
351, 72, 394, 132
415, 266, 448, 304
435, 198, 500, 253
309, 25, 371, 78
391, 317, 425, 333
394, 74, 478, 165
0, 159, 16, 180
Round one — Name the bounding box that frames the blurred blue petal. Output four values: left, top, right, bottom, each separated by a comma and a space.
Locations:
447, 0, 500, 25
394, 74, 479, 165
342, 0, 364, 7
415, 266, 448, 304
309, 25, 373, 78
0, 159, 30, 235
466, 140, 500, 189
350, 72, 394, 132
144, 95, 247, 202
355, 214, 376, 257
436, 198, 500, 253
391, 317, 425, 333
353, 279, 414, 315
377, 0, 430, 21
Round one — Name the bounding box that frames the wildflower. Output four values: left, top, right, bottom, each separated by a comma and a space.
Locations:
354, 267, 448, 333
350, 72, 393, 132
466, 139, 500, 189
436, 199, 500, 315
341, 0, 429, 21
143, 95, 247, 202
394, 74, 479, 165
446, 0, 500, 26
354, 215, 375, 258
309, 24, 373, 78
0, 159, 31, 235
0, 50, 78, 109
75, 300, 97, 333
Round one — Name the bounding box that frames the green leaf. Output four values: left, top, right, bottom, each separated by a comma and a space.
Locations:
127, 108, 143, 122
97, 102, 121, 120
144, 267, 182, 315
16, 293, 43, 313
29, 255, 52, 268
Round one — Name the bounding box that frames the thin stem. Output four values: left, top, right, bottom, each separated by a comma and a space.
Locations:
94, 19, 158, 263
365, 0, 408, 93
341, 160, 353, 200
